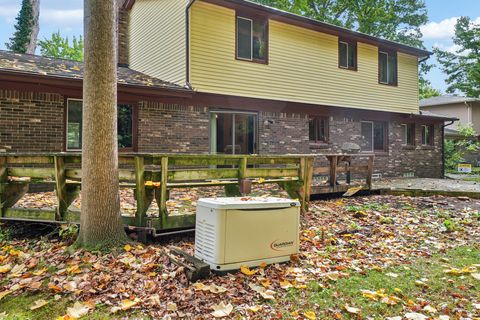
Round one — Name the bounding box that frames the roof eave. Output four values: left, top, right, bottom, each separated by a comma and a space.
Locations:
0, 69, 193, 98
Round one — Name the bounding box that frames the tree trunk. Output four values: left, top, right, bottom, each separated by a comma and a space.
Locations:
26, 0, 39, 54
77, 0, 127, 248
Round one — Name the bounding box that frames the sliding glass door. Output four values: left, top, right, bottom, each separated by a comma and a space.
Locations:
210, 112, 257, 154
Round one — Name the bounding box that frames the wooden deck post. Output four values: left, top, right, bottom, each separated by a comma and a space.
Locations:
134, 156, 147, 228
299, 156, 314, 211
159, 156, 169, 225
329, 155, 338, 187
54, 156, 67, 220
0, 157, 6, 217
366, 155, 374, 189
238, 156, 250, 195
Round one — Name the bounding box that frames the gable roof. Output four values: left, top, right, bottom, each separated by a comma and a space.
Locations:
420, 95, 480, 108
0, 50, 191, 96
124, 0, 431, 59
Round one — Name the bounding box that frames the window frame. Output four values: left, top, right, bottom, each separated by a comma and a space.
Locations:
235, 12, 269, 64
401, 123, 416, 146
309, 116, 329, 143
378, 49, 398, 86
64, 98, 137, 152
361, 120, 388, 153
421, 124, 434, 146
338, 38, 357, 71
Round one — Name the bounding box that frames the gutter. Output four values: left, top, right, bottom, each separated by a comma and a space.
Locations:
441, 119, 456, 178
185, 0, 198, 86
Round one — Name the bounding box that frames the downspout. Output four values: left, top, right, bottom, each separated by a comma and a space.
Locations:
441, 119, 456, 178
185, 0, 198, 88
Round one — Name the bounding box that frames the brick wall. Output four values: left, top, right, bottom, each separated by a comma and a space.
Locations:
137, 101, 210, 153
0, 90, 64, 152
117, 7, 129, 66
258, 112, 444, 178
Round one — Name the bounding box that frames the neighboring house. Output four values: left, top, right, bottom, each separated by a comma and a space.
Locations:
420, 96, 480, 136
421, 95, 480, 165
0, 0, 455, 178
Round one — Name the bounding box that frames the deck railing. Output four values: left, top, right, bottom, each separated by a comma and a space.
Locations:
0, 153, 314, 231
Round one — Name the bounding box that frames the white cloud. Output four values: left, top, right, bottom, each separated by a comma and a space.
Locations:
421, 17, 459, 40
40, 9, 83, 26
0, 4, 20, 23
421, 16, 480, 40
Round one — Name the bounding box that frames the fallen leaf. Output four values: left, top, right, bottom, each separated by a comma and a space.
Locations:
30, 299, 49, 310
166, 302, 177, 312
0, 264, 12, 273
471, 273, 480, 280
240, 266, 257, 276
304, 310, 317, 319
344, 305, 360, 314
210, 302, 233, 318
121, 299, 139, 311
66, 302, 90, 319
405, 312, 428, 320
247, 305, 262, 312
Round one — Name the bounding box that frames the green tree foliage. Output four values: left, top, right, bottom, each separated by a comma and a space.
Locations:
444, 125, 480, 170
419, 62, 441, 99
38, 32, 84, 61
434, 17, 480, 98
255, 0, 428, 46
6, 0, 35, 53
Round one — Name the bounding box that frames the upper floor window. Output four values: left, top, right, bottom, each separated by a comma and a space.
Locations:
67, 99, 134, 151
401, 123, 415, 146
309, 116, 329, 143
421, 124, 434, 146
379, 49, 397, 85
339, 39, 357, 70
361, 121, 387, 152
236, 15, 267, 63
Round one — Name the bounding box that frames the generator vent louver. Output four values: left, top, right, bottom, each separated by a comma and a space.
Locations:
195, 219, 216, 261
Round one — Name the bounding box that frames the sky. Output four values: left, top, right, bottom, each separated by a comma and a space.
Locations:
0, 0, 478, 94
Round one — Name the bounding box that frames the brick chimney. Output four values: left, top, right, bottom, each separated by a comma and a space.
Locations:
117, 3, 130, 67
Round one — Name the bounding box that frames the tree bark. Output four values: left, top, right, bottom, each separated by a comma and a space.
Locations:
26, 0, 39, 54
77, 0, 127, 248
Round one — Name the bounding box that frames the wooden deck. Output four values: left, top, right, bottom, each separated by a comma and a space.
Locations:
0, 152, 375, 231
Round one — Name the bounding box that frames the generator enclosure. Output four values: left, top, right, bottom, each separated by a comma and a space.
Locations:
194, 197, 300, 271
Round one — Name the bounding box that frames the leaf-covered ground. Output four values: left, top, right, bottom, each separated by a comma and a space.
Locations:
0, 194, 479, 319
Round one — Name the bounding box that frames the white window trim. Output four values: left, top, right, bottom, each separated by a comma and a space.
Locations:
339, 41, 355, 69
66, 98, 83, 152
236, 16, 253, 61
361, 120, 374, 152
379, 51, 389, 84
421, 125, 432, 146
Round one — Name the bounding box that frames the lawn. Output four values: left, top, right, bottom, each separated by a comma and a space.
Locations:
0, 194, 479, 319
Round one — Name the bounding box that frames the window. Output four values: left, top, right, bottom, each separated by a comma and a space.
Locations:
401, 123, 415, 146
210, 112, 257, 154
421, 124, 434, 146
66, 99, 134, 151
309, 116, 329, 143
361, 121, 387, 152
379, 49, 397, 85
339, 39, 357, 70
236, 15, 267, 63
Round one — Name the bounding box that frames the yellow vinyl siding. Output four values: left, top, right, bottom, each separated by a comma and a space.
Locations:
130, 0, 187, 85
190, 1, 419, 114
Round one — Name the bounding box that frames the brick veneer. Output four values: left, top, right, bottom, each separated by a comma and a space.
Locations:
0, 90, 64, 152
137, 101, 210, 153
0, 89, 443, 178
117, 6, 129, 66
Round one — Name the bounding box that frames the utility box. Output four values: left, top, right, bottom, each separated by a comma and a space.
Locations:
194, 197, 300, 271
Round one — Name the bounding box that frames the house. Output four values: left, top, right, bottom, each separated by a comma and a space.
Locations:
420, 96, 480, 137
420, 95, 479, 165
0, 0, 455, 178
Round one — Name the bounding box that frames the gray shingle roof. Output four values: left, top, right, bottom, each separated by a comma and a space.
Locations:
0, 50, 191, 92
420, 95, 479, 107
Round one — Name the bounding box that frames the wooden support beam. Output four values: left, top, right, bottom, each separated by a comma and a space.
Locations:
159, 157, 169, 227
0, 156, 6, 216
54, 156, 67, 220
366, 156, 374, 189
134, 156, 149, 227
329, 156, 338, 187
